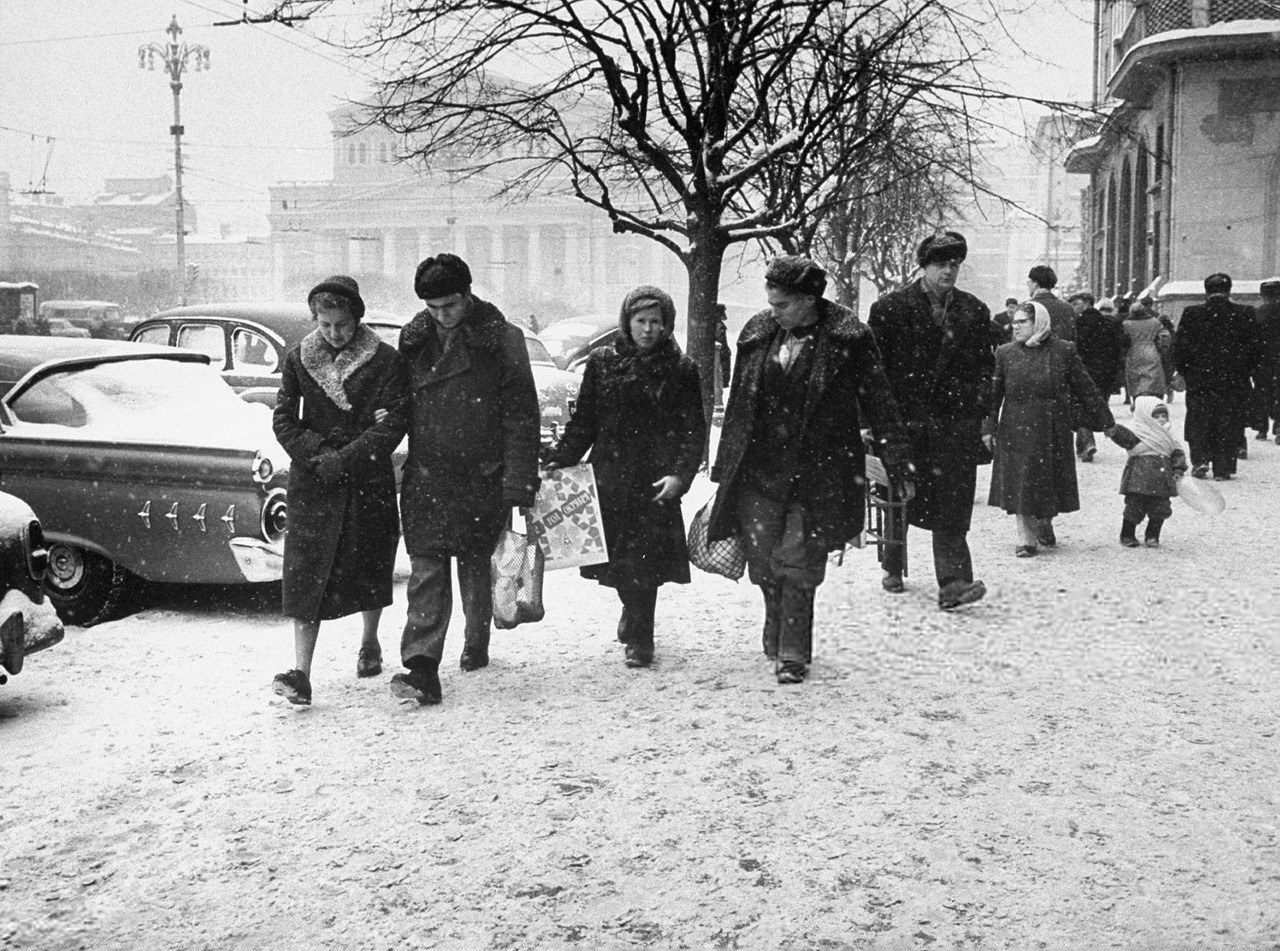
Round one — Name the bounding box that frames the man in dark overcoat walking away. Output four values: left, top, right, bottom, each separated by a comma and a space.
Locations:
1070, 291, 1127, 462
867, 231, 994, 610
390, 254, 541, 705
708, 255, 913, 684
1027, 265, 1076, 342
1174, 273, 1262, 481
1250, 278, 1280, 443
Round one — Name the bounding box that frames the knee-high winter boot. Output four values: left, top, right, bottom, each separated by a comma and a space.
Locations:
760, 582, 783, 660
776, 583, 815, 685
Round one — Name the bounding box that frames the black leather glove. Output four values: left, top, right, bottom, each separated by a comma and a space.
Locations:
313, 451, 346, 486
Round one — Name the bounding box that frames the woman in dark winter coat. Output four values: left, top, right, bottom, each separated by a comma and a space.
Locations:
984, 301, 1114, 557
1122, 301, 1171, 400
544, 286, 705, 668
270, 276, 409, 706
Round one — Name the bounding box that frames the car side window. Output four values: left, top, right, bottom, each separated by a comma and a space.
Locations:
133, 326, 170, 346
11, 378, 88, 428
176, 324, 227, 370
231, 329, 279, 375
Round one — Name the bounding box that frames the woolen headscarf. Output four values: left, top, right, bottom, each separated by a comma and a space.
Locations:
618, 285, 676, 345
308, 274, 366, 321
1018, 301, 1052, 348
1128, 395, 1180, 459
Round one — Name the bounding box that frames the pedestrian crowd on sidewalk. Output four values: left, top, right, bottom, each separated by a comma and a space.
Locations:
268, 233, 1279, 708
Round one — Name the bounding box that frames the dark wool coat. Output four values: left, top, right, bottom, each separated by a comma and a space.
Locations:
1108, 425, 1187, 497
986, 337, 1114, 518
273, 327, 409, 622
867, 279, 996, 534
545, 336, 705, 589
1254, 299, 1280, 421
398, 297, 541, 555
708, 300, 911, 552
1075, 307, 1127, 394
1174, 297, 1262, 401
1030, 289, 1077, 342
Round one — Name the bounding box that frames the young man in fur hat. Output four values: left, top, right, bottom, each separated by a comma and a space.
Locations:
389, 253, 541, 706
867, 231, 994, 609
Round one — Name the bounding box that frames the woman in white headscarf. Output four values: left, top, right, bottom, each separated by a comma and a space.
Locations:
983, 301, 1115, 557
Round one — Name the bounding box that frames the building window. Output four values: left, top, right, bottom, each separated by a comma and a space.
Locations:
348, 143, 357, 164
379, 141, 389, 164
358, 142, 369, 165
1134, 137, 1150, 289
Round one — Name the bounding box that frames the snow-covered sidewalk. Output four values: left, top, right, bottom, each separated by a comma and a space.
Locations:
3, 395, 1278, 950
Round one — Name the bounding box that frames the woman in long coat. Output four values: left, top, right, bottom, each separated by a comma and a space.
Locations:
270, 276, 409, 705
544, 286, 704, 668
985, 301, 1114, 557
1122, 301, 1171, 400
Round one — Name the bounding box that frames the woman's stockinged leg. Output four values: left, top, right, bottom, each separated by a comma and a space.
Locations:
360, 608, 382, 650
293, 618, 321, 676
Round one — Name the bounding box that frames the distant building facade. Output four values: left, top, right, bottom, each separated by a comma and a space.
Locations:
958, 114, 1090, 309
267, 106, 688, 321
1067, 1, 1280, 297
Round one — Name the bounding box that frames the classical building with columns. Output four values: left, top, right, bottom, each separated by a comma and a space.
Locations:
1066, 1, 1280, 299
267, 106, 688, 323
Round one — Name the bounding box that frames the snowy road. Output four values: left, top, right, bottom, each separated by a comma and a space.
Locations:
3, 396, 1278, 950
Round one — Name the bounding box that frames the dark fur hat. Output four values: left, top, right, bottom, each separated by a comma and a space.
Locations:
415, 253, 472, 300
1028, 264, 1058, 289
916, 231, 967, 268
1204, 272, 1232, 295
765, 255, 827, 297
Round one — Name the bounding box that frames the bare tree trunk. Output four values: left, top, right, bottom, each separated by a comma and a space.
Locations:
685, 226, 727, 445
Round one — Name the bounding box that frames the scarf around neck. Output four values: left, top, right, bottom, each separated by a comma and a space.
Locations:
299, 322, 380, 411
1127, 395, 1180, 458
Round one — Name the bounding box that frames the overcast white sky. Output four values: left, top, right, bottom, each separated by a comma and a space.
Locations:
0, 1, 1096, 236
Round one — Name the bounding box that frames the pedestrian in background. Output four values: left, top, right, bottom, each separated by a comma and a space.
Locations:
1105, 396, 1187, 549
1027, 265, 1076, 342
543, 286, 704, 668
868, 230, 993, 610
1070, 291, 1126, 462
1250, 278, 1280, 443
1121, 296, 1171, 403
1174, 273, 1262, 482
984, 301, 1114, 557
271, 276, 409, 706
992, 297, 1017, 344
708, 255, 913, 684
390, 254, 541, 706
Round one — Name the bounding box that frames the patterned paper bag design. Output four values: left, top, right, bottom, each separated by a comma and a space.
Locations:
527, 463, 609, 571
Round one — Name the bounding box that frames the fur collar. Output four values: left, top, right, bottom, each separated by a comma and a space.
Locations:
399, 296, 509, 355
299, 323, 380, 411
738, 299, 865, 349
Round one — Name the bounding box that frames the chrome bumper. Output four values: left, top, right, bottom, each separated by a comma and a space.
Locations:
229, 538, 285, 583
0, 588, 65, 676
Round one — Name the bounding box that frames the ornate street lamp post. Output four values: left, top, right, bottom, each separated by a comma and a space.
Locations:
139, 16, 210, 305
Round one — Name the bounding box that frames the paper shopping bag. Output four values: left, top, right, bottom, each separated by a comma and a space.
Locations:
527, 463, 609, 570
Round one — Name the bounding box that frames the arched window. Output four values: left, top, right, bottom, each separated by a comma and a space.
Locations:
1267, 156, 1280, 274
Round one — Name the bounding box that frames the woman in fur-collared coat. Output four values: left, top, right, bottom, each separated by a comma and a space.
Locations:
544, 286, 704, 669
270, 276, 409, 706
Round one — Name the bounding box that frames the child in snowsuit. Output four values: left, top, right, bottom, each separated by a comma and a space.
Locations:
1106, 395, 1187, 548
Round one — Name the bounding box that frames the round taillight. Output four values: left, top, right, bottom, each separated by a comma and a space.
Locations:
260, 489, 287, 543
252, 451, 274, 484
26, 519, 48, 581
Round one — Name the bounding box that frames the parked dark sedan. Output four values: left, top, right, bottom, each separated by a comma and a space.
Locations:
132, 302, 581, 441
0, 491, 63, 683
0, 337, 289, 626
